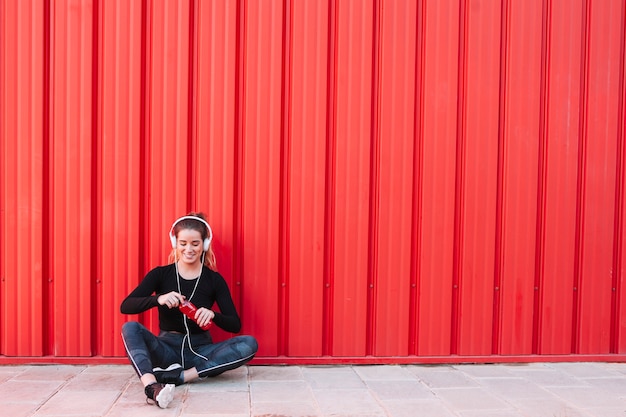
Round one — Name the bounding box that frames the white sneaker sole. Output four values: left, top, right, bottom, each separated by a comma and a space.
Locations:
153, 363, 183, 372
156, 383, 174, 409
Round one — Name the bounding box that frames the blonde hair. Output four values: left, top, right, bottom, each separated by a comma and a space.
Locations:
167, 212, 217, 271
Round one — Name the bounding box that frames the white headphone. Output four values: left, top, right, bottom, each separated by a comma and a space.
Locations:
169, 215, 213, 252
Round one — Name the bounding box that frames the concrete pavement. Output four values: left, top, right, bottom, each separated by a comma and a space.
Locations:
1, 362, 626, 416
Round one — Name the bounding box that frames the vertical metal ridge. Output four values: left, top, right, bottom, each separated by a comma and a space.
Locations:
0, 0, 6, 354
534, 0, 552, 355
147, 0, 189, 233
493, 0, 511, 355
0, 0, 45, 356
0, 8, 6, 348
188, 0, 197, 209
323, 0, 338, 357
497, 0, 543, 355
366, 0, 382, 358
409, 0, 426, 356
331, 0, 374, 356
238, 0, 284, 356
233, 0, 246, 323
99, 0, 143, 356
611, 0, 626, 353
285, 0, 327, 356
455, 0, 501, 355
417, 0, 459, 356
578, 0, 621, 354
138, 0, 148, 304
539, 0, 582, 355
43, 0, 52, 356
90, 0, 100, 356
374, 0, 418, 356
451, 0, 469, 356
48, 0, 59, 353
572, 0, 591, 354
139, 0, 154, 331
278, 0, 292, 356
146, 0, 191, 295
610, 3, 626, 353
49, 0, 95, 355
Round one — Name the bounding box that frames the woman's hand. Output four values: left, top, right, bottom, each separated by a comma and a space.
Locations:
195, 307, 215, 328
158, 291, 185, 309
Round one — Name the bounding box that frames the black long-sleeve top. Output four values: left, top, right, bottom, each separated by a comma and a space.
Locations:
120, 264, 241, 334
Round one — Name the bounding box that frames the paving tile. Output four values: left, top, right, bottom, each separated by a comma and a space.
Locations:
380, 399, 457, 417
458, 410, 526, 417
548, 362, 624, 378
431, 387, 513, 412
250, 380, 314, 403
112, 379, 147, 404
184, 414, 248, 417
1, 402, 41, 417
302, 366, 366, 389
581, 376, 626, 396
0, 365, 28, 383
476, 377, 556, 400
62, 369, 132, 391
406, 365, 480, 388
353, 365, 416, 381
501, 362, 552, 370
0, 379, 64, 403
512, 398, 593, 417
33, 388, 121, 416
107, 400, 182, 417
596, 362, 626, 374
82, 364, 132, 374
504, 366, 589, 387
453, 363, 515, 378
11, 364, 86, 381
313, 388, 385, 416
582, 408, 626, 417
251, 401, 320, 417
249, 365, 303, 381
544, 385, 626, 409
365, 379, 435, 401
184, 390, 250, 415
0, 372, 15, 384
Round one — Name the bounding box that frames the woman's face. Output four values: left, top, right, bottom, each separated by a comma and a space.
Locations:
175, 228, 204, 265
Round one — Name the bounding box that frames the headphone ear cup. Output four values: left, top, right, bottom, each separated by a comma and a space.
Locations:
170, 234, 177, 249
203, 238, 210, 252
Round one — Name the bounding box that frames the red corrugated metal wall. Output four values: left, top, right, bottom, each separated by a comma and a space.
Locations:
1, 0, 625, 363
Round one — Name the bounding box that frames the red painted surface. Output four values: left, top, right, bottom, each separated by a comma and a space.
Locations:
286, 0, 328, 357
97, 0, 144, 357
495, 0, 542, 355
537, 0, 584, 355
49, 0, 95, 357
454, 0, 501, 356
1, 0, 626, 363
0, 0, 45, 357
373, 0, 416, 357
576, 0, 623, 354
416, 0, 459, 357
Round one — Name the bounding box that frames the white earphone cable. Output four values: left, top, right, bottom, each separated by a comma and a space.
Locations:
174, 251, 209, 366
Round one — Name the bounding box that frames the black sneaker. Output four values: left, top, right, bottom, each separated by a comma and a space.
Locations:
145, 382, 174, 408
153, 363, 184, 386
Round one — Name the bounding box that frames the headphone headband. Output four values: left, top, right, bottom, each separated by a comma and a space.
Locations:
169, 215, 213, 251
